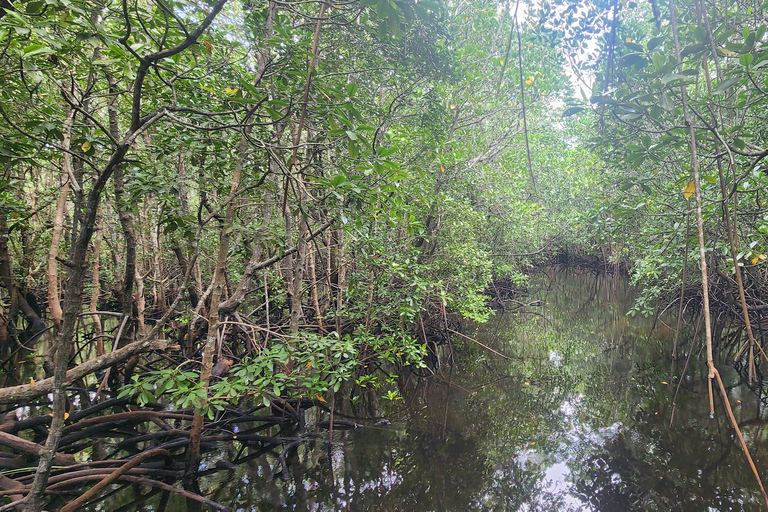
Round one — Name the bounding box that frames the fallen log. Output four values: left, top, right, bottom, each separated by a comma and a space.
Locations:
0, 338, 175, 404
0, 431, 75, 465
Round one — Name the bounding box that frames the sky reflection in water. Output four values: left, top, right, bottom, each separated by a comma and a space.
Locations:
109, 267, 768, 511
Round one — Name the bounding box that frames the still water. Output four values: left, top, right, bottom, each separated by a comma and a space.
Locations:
150, 267, 768, 510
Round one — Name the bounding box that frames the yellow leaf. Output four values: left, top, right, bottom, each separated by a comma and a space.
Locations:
529, 43, 533, 47
500, 59, 505, 65
661, 381, 668, 385
225, 87, 238, 95
525, 80, 532, 85
63, 412, 69, 420
524, 381, 530, 386
530, 441, 536, 445
81, 141, 91, 152
305, 361, 312, 368
760, 254, 766, 260
626, 37, 632, 43
201, 85, 215, 93
683, 180, 695, 199
29, 378, 34, 384
718, 47, 737, 56
752, 256, 759, 265
440, 165, 445, 172
203, 40, 212, 53
316, 394, 327, 403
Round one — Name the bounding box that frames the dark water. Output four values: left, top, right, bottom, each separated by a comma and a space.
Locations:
104, 267, 768, 511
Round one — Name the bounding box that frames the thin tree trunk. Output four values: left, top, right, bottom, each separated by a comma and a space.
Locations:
151, 206, 167, 314
290, 215, 308, 333
47, 106, 75, 328
90, 208, 104, 356
335, 225, 345, 334
308, 249, 323, 330
670, 0, 768, 506
184, 128, 250, 486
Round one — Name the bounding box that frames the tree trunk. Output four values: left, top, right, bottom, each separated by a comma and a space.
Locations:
46, 106, 75, 328
184, 128, 250, 487
90, 208, 104, 356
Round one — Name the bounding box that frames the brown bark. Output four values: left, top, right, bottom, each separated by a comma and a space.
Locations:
0, 337, 171, 405
89, 210, 104, 356
47, 106, 75, 327
308, 249, 323, 329
184, 129, 249, 484
151, 206, 167, 314
335, 225, 345, 333
0, 303, 7, 350
290, 215, 308, 333
109, 75, 137, 351
0, 432, 75, 466
172, 240, 202, 310
59, 448, 171, 512
20, 110, 169, 512
22, 3, 228, 505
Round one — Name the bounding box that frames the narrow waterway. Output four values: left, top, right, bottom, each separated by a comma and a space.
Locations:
99, 266, 768, 511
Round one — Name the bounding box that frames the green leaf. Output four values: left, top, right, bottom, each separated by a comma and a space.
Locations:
25, 1, 45, 13
739, 53, 754, 66
661, 73, 690, 86
712, 77, 740, 95
693, 26, 708, 44
681, 44, 707, 58
754, 57, 768, 70
647, 36, 664, 52
265, 107, 282, 120
562, 106, 584, 118
740, 33, 756, 54
651, 53, 665, 70
376, 146, 397, 157
658, 92, 674, 111
757, 25, 767, 42
620, 53, 648, 68
22, 44, 54, 58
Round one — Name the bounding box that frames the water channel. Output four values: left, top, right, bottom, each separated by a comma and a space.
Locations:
97, 266, 768, 511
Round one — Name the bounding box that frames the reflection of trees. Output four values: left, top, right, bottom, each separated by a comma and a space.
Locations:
142, 268, 768, 510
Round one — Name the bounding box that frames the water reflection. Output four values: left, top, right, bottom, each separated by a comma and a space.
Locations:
98, 267, 768, 511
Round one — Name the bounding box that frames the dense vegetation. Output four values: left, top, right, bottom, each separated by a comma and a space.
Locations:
1, 0, 768, 508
